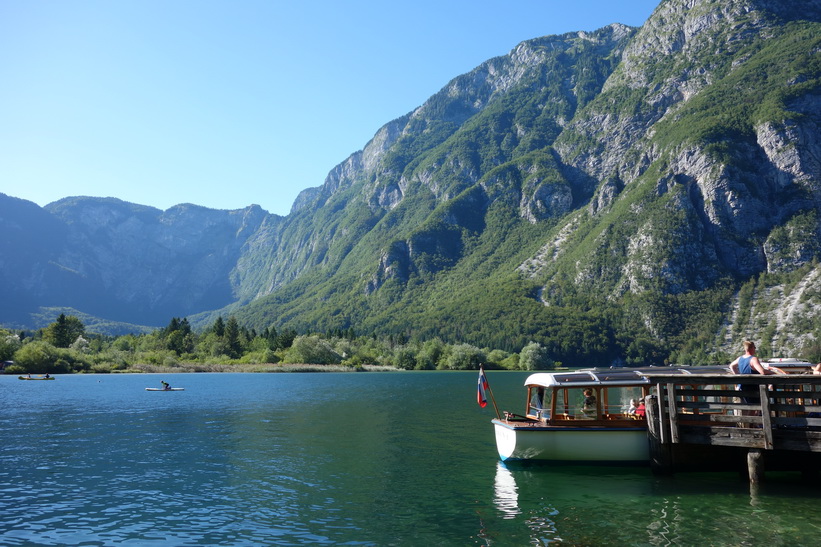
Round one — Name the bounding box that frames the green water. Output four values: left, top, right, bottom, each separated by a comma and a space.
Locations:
1, 371, 819, 545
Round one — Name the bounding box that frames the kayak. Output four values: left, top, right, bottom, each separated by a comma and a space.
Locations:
145, 387, 185, 391
18, 376, 55, 380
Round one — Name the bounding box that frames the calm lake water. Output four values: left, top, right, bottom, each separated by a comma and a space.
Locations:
1, 371, 820, 546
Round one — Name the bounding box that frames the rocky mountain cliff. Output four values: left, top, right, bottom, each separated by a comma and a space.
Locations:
2, 0, 819, 363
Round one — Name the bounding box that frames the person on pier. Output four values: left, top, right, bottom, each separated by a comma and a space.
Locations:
729, 341, 774, 378
729, 341, 777, 419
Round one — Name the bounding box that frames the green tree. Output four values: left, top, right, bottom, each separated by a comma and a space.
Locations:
393, 345, 417, 370
43, 314, 85, 348
442, 343, 485, 370
285, 335, 342, 364
275, 329, 297, 350
212, 316, 225, 337
224, 316, 242, 358
0, 329, 22, 361
415, 338, 445, 370
13, 341, 60, 373
167, 330, 195, 356
519, 341, 556, 370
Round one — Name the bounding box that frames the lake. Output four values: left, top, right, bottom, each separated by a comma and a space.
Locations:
1, 371, 820, 546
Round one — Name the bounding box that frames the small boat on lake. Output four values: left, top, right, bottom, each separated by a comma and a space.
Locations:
493, 366, 731, 463
145, 387, 185, 391
18, 375, 55, 380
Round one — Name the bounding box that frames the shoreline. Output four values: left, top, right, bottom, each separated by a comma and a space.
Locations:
103, 363, 398, 374
2, 363, 401, 375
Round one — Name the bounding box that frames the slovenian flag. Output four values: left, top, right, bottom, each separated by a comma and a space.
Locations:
477, 366, 488, 408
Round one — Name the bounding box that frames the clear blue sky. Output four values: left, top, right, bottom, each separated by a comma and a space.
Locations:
1, 0, 660, 217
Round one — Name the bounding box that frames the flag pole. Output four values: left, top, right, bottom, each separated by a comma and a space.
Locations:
482, 364, 502, 420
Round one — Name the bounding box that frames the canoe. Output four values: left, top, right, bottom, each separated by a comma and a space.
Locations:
145, 387, 185, 391
18, 376, 55, 380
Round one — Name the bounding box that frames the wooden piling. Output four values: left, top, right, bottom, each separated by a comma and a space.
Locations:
646, 394, 673, 475
747, 449, 764, 484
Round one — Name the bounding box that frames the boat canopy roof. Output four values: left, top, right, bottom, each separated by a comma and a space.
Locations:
524, 366, 730, 388
763, 358, 812, 365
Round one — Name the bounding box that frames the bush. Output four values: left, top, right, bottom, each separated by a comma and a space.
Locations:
285, 335, 343, 364
239, 349, 280, 364
1, 331, 22, 361
393, 346, 417, 370
415, 339, 445, 370
519, 342, 556, 370
441, 343, 486, 370
4, 364, 26, 375
13, 341, 60, 373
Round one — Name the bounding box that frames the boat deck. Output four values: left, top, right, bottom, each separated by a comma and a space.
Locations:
497, 414, 646, 429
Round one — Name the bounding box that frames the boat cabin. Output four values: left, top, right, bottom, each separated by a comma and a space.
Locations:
521, 366, 731, 425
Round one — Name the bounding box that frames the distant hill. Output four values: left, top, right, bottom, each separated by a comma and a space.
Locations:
0, 193, 275, 330
2, 0, 820, 364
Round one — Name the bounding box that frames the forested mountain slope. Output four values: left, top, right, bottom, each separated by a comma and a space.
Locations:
229, 0, 821, 364
2, 0, 819, 364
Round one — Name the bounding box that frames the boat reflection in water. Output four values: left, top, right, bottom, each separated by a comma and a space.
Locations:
488, 459, 815, 545
490, 461, 702, 545
492, 461, 520, 519
490, 462, 560, 542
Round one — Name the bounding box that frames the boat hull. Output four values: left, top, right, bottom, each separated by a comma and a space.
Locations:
493, 419, 649, 463
18, 376, 55, 380
145, 388, 185, 391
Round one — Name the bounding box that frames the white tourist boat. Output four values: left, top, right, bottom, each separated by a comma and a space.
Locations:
492, 366, 731, 463
761, 357, 816, 374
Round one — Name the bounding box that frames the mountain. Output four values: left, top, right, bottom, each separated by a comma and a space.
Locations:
0, 194, 275, 328
2, 0, 819, 364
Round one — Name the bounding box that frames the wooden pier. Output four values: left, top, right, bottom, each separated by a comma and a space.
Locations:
643, 373, 821, 482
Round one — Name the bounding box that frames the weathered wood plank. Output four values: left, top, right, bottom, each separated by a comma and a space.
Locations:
667, 382, 679, 443
759, 384, 774, 450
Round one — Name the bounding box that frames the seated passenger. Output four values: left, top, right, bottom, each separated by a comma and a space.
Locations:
635, 399, 646, 418
582, 389, 597, 416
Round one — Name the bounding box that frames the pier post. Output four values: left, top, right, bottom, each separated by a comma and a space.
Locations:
747, 449, 764, 484
646, 395, 673, 475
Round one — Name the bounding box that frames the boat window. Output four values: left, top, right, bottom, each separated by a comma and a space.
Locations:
552, 388, 599, 420
607, 386, 644, 416
528, 387, 551, 420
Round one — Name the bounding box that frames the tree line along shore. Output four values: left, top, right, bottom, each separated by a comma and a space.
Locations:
2, 313, 569, 375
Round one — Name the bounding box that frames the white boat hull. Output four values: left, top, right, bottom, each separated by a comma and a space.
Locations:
493, 420, 649, 462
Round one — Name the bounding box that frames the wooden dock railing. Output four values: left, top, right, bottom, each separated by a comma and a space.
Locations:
643, 373, 821, 482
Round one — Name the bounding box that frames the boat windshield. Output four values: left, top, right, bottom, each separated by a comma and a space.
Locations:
528, 387, 551, 420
